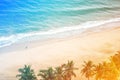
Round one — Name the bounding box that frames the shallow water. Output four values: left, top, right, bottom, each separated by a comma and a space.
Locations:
0, 0, 120, 48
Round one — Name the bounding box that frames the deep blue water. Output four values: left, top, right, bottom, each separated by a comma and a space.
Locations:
0, 0, 120, 48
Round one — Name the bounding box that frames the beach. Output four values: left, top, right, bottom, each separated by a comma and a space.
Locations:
0, 23, 120, 80
0, 0, 120, 80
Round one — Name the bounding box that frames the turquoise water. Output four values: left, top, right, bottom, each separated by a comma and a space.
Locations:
0, 0, 120, 48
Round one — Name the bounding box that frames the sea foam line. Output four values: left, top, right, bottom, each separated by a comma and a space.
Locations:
0, 18, 120, 48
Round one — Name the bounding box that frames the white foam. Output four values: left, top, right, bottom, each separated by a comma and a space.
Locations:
0, 17, 120, 48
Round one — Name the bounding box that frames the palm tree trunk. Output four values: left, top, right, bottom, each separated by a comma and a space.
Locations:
88, 77, 90, 80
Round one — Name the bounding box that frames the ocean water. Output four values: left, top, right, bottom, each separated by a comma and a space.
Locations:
0, 0, 120, 48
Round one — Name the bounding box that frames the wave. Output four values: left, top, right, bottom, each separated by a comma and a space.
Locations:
0, 18, 120, 48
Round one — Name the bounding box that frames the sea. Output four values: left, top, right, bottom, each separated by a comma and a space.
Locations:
0, 0, 120, 48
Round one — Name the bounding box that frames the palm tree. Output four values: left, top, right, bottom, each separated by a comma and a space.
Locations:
81, 60, 94, 80
16, 65, 37, 80
38, 67, 55, 80
107, 52, 120, 80
54, 66, 64, 80
94, 63, 104, 80
63, 61, 77, 80
102, 62, 119, 80
110, 51, 120, 70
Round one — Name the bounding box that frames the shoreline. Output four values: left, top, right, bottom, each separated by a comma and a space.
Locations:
1, 21, 120, 54
0, 22, 120, 80
0, 18, 120, 50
